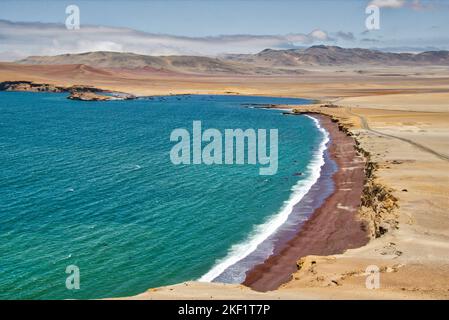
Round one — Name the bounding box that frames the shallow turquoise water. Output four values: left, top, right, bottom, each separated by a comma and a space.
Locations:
0, 92, 322, 299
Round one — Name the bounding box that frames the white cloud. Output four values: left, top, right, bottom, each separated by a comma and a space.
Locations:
368, 0, 436, 11
309, 29, 330, 41
369, 0, 406, 8
0, 20, 334, 61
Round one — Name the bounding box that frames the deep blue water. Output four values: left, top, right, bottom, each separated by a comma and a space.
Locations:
0, 92, 324, 299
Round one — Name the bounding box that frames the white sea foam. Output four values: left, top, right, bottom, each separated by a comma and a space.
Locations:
198, 115, 330, 282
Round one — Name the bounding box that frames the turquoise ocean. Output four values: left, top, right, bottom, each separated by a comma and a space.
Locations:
0, 92, 327, 299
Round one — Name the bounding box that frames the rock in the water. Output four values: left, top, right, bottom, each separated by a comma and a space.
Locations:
67, 91, 112, 101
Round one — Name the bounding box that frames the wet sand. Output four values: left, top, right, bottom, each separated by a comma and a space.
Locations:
243, 114, 369, 292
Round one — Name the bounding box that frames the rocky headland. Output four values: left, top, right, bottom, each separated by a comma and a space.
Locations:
0, 80, 136, 101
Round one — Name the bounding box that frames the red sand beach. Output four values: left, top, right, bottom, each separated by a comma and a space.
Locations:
243, 114, 369, 292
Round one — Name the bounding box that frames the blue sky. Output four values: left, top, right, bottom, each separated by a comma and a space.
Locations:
0, 0, 448, 60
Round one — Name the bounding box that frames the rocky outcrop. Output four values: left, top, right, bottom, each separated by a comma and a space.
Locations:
67, 91, 112, 101
0, 81, 104, 94
0, 81, 136, 101
67, 89, 137, 101
68, 85, 103, 93
67, 85, 111, 101
0, 81, 65, 92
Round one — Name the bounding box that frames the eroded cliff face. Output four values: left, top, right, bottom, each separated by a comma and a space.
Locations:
292, 107, 399, 239
332, 113, 399, 239
358, 155, 399, 238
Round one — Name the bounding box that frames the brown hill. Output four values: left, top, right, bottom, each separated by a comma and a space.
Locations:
17, 51, 305, 75
224, 45, 449, 67
17, 47, 449, 76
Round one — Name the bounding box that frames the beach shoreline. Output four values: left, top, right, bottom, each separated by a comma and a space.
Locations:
203, 112, 331, 284
242, 114, 369, 291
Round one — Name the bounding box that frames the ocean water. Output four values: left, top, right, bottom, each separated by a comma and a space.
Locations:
0, 92, 325, 299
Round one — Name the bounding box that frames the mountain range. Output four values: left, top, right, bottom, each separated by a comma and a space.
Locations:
14, 46, 449, 75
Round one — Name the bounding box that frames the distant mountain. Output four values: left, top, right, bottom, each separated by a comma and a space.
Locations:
16, 51, 306, 75
223, 45, 449, 67
16, 46, 449, 75
18, 51, 236, 72
371, 46, 442, 53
